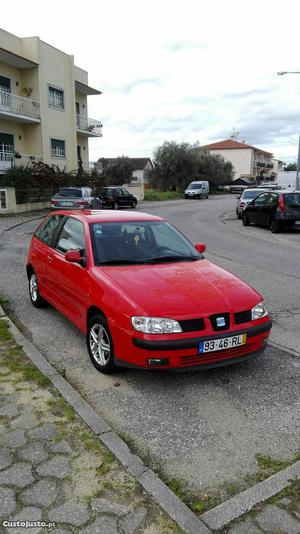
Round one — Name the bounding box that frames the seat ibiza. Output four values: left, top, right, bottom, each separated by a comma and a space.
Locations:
26, 210, 272, 373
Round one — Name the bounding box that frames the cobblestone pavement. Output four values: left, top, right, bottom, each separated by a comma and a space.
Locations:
223, 490, 300, 534
0, 319, 180, 534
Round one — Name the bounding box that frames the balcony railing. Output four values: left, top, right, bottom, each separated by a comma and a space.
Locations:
76, 114, 102, 136
0, 147, 42, 173
0, 90, 40, 121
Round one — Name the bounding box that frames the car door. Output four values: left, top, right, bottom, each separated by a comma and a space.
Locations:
248, 193, 270, 225
120, 188, 132, 206
30, 214, 65, 298
46, 217, 89, 330
262, 193, 279, 226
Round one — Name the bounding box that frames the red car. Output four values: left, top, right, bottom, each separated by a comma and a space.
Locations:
26, 210, 272, 373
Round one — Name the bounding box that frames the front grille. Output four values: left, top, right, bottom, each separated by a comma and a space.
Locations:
179, 318, 205, 332
235, 310, 252, 324
210, 312, 230, 331
180, 342, 255, 366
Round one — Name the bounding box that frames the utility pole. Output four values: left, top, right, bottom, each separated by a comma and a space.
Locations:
296, 135, 300, 190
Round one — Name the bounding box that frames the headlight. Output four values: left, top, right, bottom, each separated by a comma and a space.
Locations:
251, 302, 267, 320
131, 316, 182, 334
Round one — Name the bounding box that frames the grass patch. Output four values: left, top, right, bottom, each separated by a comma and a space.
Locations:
144, 189, 183, 201
256, 454, 291, 477
165, 477, 222, 515
79, 431, 102, 452
47, 398, 76, 422
0, 320, 13, 341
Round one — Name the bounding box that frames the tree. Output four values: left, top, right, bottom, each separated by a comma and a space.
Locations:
98, 156, 134, 186
148, 141, 233, 190
284, 162, 297, 171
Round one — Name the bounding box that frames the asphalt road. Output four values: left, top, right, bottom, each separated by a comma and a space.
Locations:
0, 196, 299, 494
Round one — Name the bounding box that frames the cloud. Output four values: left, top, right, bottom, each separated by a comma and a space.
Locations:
119, 78, 161, 94
165, 40, 207, 51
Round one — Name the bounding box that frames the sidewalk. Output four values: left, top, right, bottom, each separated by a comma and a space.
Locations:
0, 317, 181, 534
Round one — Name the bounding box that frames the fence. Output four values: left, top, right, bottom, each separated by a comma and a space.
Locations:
0, 187, 52, 214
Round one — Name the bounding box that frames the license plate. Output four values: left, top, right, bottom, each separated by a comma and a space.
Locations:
199, 334, 247, 353
61, 201, 73, 206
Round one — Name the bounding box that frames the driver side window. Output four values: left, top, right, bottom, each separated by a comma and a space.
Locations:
253, 193, 269, 206
56, 218, 86, 255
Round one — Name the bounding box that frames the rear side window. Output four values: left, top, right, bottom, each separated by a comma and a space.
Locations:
34, 215, 63, 246
284, 193, 300, 206
56, 217, 86, 254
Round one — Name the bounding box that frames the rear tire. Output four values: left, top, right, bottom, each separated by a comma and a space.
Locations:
131, 200, 137, 209
242, 213, 250, 226
269, 218, 279, 233
29, 271, 47, 308
113, 202, 119, 210
86, 314, 116, 374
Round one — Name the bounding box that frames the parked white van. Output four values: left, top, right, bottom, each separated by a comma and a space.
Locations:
185, 181, 209, 199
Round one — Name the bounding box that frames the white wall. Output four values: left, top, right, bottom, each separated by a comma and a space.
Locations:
208, 148, 253, 178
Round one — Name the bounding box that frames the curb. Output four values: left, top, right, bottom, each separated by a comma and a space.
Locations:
4, 214, 45, 232
268, 340, 300, 358
200, 461, 300, 530
0, 306, 210, 534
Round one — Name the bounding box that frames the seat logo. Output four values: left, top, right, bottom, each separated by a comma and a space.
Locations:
216, 317, 226, 327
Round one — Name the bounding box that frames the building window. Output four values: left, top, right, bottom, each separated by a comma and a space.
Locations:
0, 190, 7, 210
51, 139, 65, 158
48, 86, 64, 109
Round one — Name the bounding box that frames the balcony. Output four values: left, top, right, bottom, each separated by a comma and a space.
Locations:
0, 90, 40, 123
76, 115, 102, 137
0, 149, 42, 173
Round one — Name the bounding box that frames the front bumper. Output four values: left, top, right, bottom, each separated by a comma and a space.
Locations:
112, 319, 272, 370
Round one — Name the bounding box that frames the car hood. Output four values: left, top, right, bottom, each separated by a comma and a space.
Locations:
96, 259, 261, 317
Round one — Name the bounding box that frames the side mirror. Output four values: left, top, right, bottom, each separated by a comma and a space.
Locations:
195, 243, 206, 253
65, 250, 84, 265
236, 195, 241, 199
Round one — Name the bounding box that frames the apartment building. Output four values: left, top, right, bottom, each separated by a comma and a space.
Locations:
0, 28, 102, 174
203, 139, 282, 180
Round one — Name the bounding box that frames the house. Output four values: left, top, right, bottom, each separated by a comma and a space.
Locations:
0, 28, 102, 175
98, 157, 153, 183
203, 139, 280, 180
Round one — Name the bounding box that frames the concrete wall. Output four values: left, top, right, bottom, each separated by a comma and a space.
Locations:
0, 187, 50, 214
123, 182, 144, 200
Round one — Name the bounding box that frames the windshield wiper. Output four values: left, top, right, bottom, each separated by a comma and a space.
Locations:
98, 259, 146, 265
145, 255, 200, 263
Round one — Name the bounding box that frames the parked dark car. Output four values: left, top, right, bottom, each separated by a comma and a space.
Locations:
242, 190, 300, 233
99, 187, 137, 210
51, 187, 100, 210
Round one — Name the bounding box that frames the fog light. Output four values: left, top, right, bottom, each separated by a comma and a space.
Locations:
148, 358, 169, 366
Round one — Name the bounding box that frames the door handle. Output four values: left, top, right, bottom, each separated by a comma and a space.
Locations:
47, 255, 53, 263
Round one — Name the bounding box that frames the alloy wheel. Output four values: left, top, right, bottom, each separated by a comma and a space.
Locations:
89, 323, 111, 366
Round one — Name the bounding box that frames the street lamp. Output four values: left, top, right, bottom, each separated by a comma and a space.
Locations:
277, 71, 300, 189
277, 71, 300, 75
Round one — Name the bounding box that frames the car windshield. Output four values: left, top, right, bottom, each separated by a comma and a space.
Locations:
90, 221, 203, 265
188, 184, 202, 189
55, 189, 82, 198
242, 190, 264, 200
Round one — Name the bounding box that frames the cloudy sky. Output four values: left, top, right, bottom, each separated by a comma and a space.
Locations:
2, 0, 300, 163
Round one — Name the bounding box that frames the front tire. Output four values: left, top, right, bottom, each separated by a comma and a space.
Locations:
131, 200, 137, 209
29, 271, 47, 308
113, 202, 119, 210
86, 314, 116, 374
242, 213, 250, 226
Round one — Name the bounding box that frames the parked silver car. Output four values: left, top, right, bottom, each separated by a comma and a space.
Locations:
236, 188, 267, 219
50, 187, 100, 210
